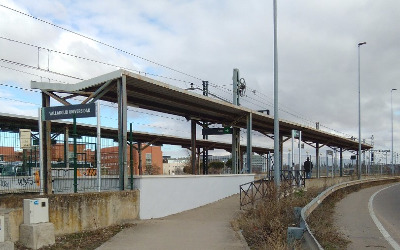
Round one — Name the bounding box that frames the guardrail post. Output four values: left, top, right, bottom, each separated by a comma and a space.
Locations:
287, 207, 305, 247
287, 227, 304, 247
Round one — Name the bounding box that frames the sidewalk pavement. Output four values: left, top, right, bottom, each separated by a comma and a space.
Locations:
96, 194, 249, 250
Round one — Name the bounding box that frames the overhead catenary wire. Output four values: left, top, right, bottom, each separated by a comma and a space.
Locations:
0, 64, 69, 84
0, 58, 83, 80
0, 4, 203, 82
0, 35, 344, 136
0, 36, 198, 85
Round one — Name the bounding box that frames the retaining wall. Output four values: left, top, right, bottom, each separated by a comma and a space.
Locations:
134, 174, 254, 219
0, 190, 139, 242
306, 176, 352, 189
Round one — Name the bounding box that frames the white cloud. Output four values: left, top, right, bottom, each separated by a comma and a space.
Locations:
1, 0, 400, 160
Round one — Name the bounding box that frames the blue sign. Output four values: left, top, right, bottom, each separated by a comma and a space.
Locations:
43, 103, 96, 120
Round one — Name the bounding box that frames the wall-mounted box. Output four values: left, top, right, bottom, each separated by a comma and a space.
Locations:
23, 198, 49, 224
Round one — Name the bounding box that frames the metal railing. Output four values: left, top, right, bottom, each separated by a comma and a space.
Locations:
240, 170, 306, 209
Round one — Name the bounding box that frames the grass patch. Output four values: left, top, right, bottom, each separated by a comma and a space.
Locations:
307, 187, 353, 249
235, 182, 322, 249
15, 223, 134, 250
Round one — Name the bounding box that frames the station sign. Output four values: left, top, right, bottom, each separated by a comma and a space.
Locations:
43, 103, 96, 121
292, 130, 300, 138
202, 127, 232, 136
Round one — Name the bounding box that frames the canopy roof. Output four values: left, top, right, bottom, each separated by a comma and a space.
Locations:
31, 69, 372, 151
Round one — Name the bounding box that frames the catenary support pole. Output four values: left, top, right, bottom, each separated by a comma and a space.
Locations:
232, 69, 240, 174
273, 0, 280, 187
357, 42, 366, 179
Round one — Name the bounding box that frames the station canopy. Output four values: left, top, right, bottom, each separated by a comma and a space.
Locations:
31, 69, 372, 151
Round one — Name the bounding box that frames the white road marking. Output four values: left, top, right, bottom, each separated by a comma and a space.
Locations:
368, 183, 400, 250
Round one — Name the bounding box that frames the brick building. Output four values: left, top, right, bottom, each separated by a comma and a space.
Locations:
101, 144, 163, 175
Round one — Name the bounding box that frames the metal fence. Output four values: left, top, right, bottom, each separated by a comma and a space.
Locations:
0, 125, 124, 194
239, 170, 305, 209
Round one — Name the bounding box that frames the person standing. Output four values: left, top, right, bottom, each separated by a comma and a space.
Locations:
304, 157, 313, 179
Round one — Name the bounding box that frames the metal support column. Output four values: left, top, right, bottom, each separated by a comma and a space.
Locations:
232, 128, 240, 174
202, 81, 209, 175
340, 148, 343, 177
273, 0, 280, 187
41, 92, 52, 194
191, 120, 196, 174
73, 115, 78, 193
38, 108, 44, 195
246, 113, 252, 173
117, 76, 127, 190
232, 69, 240, 174
96, 101, 101, 192
64, 126, 69, 169
280, 135, 283, 172
316, 143, 320, 178
138, 142, 142, 175
130, 123, 133, 190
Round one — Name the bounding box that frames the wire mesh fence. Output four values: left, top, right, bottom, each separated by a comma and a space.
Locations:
0, 131, 40, 193
0, 123, 123, 194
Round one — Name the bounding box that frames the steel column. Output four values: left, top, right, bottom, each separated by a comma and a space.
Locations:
96, 101, 101, 191
232, 69, 240, 174
191, 120, 196, 174
246, 113, 252, 173
340, 148, 343, 177
64, 126, 69, 169
117, 76, 127, 190
273, 0, 280, 187
232, 128, 240, 174
38, 108, 44, 195
41, 92, 52, 194
138, 142, 142, 175
316, 143, 320, 178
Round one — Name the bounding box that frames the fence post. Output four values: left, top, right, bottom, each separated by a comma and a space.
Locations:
73, 115, 78, 193
130, 123, 133, 190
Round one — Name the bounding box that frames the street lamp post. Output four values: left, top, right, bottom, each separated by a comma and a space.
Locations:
358, 42, 366, 180
391, 88, 397, 175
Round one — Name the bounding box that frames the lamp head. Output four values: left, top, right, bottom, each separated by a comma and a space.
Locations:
358, 42, 367, 46
392, 88, 398, 91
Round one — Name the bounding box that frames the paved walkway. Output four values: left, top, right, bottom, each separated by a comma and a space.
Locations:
96, 194, 249, 250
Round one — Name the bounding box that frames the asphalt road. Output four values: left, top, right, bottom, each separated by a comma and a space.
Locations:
335, 182, 400, 249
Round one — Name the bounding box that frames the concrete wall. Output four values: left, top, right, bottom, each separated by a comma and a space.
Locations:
0, 190, 139, 242
306, 176, 353, 189
134, 174, 254, 219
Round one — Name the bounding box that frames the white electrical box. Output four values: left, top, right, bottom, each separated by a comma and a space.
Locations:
23, 198, 49, 224
0, 215, 4, 242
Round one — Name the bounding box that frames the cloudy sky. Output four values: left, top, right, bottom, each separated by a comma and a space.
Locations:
0, 0, 399, 162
